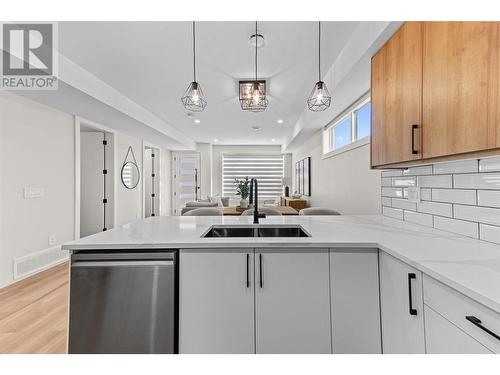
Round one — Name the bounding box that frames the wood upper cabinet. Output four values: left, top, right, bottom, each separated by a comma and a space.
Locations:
422, 22, 500, 158
371, 22, 423, 167
371, 21, 500, 167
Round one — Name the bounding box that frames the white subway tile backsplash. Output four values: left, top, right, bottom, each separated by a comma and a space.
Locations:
381, 157, 500, 245
381, 177, 392, 187
479, 156, 500, 172
431, 188, 477, 205
417, 201, 453, 217
403, 166, 433, 176
477, 190, 500, 208
417, 175, 453, 188
382, 197, 392, 207
383, 207, 404, 220
454, 173, 500, 190
454, 205, 500, 226
392, 176, 416, 187
392, 198, 417, 211
433, 217, 479, 238
420, 188, 432, 201
479, 224, 500, 245
433, 160, 478, 174
382, 170, 403, 177
404, 211, 433, 226
382, 187, 404, 198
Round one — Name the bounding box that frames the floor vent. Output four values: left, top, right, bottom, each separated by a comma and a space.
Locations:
13, 245, 69, 280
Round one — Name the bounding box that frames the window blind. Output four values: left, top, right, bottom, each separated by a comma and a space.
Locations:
222, 154, 284, 200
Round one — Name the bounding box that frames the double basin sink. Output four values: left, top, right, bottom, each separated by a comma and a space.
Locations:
203, 225, 310, 238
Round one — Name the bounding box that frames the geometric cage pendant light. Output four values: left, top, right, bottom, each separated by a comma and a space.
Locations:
307, 21, 331, 112
239, 21, 268, 112
181, 21, 207, 112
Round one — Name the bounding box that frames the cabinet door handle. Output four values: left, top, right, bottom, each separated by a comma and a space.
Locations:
408, 273, 418, 316
259, 253, 263, 288
466, 316, 500, 341
246, 253, 250, 288
411, 124, 419, 155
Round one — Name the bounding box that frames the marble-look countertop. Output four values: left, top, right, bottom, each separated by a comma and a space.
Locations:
62, 215, 500, 314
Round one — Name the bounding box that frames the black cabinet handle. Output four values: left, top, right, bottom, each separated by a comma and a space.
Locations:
259, 253, 263, 288
246, 253, 250, 288
466, 316, 500, 341
408, 273, 417, 316
411, 124, 419, 155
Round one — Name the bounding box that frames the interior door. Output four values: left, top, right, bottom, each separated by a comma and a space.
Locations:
379, 252, 426, 353
371, 22, 423, 167
422, 22, 500, 158
255, 248, 331, 354
179, 249, 255, 354
172, 152, 201, 215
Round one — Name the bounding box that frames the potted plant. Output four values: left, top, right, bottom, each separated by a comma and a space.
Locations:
234, 176, 251, 208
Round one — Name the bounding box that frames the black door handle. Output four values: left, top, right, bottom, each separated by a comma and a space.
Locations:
246, 253, 250, 288
466, 316, 500, 341
408, 273, 417, 316
411, 124, 419, 155
259, 253, 263, 288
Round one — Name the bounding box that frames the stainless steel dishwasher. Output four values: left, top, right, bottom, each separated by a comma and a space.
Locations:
68, 251, 178, 354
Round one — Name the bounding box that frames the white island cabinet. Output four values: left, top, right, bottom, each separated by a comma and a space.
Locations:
179, 249, 255, 354
255, 248, 331, 354
379, 252, 426, 353
330, 249, 382, 353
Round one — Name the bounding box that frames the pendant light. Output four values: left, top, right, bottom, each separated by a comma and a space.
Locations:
239, 21, 268, 111
181, 21, 207, 112
307, 21, 331, 112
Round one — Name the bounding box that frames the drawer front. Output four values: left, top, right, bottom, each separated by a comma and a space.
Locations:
424, 305, 492, 354
423, 275, 500, 353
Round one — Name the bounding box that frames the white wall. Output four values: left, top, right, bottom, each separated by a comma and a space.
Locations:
291, 131, 381, 214
115, 133, 143, 226
211, 145, 283, 197
0, 93, 75, 288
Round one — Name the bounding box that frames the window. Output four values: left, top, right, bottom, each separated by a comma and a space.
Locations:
222, 154, 284, 201
323, 95, 371, 155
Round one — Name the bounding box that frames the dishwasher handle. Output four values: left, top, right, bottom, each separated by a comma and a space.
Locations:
72, 260, 174, 267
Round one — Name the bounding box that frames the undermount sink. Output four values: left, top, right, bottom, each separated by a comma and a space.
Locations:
203, 225, 310, 238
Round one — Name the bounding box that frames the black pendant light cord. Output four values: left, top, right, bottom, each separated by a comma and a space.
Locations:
193, 21, 196, 82
318, 21, 321, 82
255, 21, 258, 81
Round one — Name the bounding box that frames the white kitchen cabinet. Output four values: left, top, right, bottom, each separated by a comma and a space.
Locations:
379, 252, 426, 353
255, 248, 331, 354
330, 249, 382, 353
424, 305, 492, 354
179, 249, 255, 354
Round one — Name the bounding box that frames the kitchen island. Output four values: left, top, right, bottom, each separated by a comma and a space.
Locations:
63, 215, 500, 354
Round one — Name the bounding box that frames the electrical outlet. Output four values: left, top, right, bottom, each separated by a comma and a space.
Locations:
407, 187, 421, 203
48, 235, 57, 246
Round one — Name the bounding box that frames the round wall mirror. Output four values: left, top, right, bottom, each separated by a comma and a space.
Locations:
121, 162, 140, 189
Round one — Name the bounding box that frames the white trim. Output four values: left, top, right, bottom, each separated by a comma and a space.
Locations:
321, 137, 370, 160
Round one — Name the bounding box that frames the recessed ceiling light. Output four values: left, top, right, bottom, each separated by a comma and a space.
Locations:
194, 119, 201, 124
213, 138, 218, 142
252, 125, 261, 131
271, 138, 276, 142
249, 33, 265, 48
277, 119, 284, 124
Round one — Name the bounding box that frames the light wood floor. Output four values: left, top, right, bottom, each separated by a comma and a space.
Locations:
0, 262, 69, 354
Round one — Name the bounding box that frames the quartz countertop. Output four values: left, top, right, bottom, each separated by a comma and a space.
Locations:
62, 215, 500, 315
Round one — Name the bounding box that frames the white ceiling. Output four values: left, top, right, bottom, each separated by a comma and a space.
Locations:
57, 21, 360, 146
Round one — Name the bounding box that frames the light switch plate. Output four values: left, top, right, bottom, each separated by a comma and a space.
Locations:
24, 187, 44, 199
407, 186, 421, 203
48, 235, 57, 246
